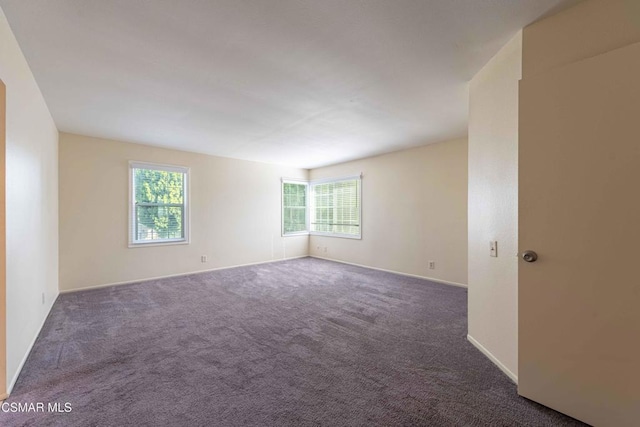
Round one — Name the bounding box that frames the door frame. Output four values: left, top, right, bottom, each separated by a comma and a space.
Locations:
0, 80, 6, 400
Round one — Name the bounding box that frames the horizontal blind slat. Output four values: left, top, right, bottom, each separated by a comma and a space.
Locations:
310, 178, 360, 236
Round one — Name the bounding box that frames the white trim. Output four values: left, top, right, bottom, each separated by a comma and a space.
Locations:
129, 161, 191, 247
7, 293, 60, 395
310, 255, 468, 289
129, 160, 189, 174
59, 256, 310, 294
467, 334, 518, 384
282, 232, 310, 237
309, 231, 361, 240
128, 240, 190, 248
280, 177, 308, 183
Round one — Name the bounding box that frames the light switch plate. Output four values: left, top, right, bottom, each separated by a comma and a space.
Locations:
490, 241, 498, 257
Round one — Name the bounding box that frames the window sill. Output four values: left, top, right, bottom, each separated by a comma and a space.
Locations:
128, 239, 190, 248
309, 232, 361, 240
282, 232, 310, 237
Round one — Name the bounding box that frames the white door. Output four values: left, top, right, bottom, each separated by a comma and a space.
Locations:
519, 42, 640, 426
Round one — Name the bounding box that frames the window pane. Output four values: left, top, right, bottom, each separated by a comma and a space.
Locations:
133, 167, 185, 242
135, 169, 184, 204
283, 182, 307, 234
136, 205, 184, 240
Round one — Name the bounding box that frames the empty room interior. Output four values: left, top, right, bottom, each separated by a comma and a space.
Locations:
0, 0, 638, 425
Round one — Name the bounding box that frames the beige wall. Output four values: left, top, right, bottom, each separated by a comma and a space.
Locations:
0, 7, 59, 393
523, 0, 640, 78
59, 133, 308, 291
467, 32, 521, 382
309, 139, 468, 287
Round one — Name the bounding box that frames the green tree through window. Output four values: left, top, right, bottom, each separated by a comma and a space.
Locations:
132, 165, 187, 243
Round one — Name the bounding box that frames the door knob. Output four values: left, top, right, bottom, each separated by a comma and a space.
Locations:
522, 250, 538, 263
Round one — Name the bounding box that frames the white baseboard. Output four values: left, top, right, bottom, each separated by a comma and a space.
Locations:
310, 255, 468, 289
467, 334, 518, 384
59, 255, 309, 294
7, 293, 60, 395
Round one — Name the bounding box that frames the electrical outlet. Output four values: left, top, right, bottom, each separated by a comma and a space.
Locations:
323, 247, 327, 253
490, 241, 498, 257
201, 255, 208, 263
428, 261, 435, 270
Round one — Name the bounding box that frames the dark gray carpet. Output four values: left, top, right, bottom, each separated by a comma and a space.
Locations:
2, 257, 584, 426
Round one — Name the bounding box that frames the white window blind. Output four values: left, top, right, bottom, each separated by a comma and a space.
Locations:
310, 177, 361, 238
129, 162, 189, 246
282, 181, 308, 235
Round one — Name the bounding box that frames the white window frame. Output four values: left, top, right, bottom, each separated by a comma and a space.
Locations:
129, 161, 190, 247
309, 174, 362, 240
281, 179, 310, 237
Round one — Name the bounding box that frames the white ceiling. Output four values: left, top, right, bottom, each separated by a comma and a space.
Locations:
1, 0, 575, 168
